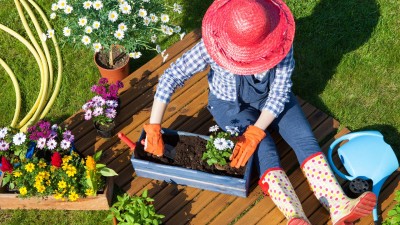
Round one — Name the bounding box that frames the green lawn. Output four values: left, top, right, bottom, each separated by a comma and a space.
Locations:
0, 0, 399, 224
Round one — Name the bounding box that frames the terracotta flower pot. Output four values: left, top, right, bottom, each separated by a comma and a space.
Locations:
94, 46, 130, 84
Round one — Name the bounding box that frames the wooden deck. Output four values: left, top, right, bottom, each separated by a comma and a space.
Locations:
63, 30, 399, 225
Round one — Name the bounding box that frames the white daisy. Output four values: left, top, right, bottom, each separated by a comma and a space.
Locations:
57, 0, 67, 9
78, 17, 87, 26
151, 34, 157, 43
0, 140, 9, 151
83, 1, 92, 9
64, 5, 73, 14
37, 138, 47, 149
174, 26, 181, 33
85, 26, 93, 34
119, 3, 131, 14
226, 140, 235, 149
143, 17, 150, 26
114, 29, 124, 40
93, 96, 105, 106
105, 108, 117, 119
51, 124, 58, 131
47, 29, 55, 38
160, 14, 169, 23
81, 35, 91, 45
47, 139, 57, 150
60, 140, 71, 150
93, 0, 103, 10
118, 23, 127, 32
108, 11, 118, 22
13, 132, 26, 146
93, 107, 104, 116
0, 127, 8, 139
51, 3, 58, 11
173, 3, 183, 14
63, 27, 71, 36
166, 26, 174, 35
93, 21, 100, 29
93, 42, 102, 52
214, 138, 227, 151
50, 13, 56, 19
149, 13, 158, 23
106, 100, 118, 108
161, 25, 168, 34
84, 110, 92, 120
138, 9, 147, 18
130, 52, 141, 59
226, 126, 240, 135
209, 125, 219, 132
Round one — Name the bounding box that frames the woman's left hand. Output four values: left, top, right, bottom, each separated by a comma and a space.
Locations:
230, 125, 266, 168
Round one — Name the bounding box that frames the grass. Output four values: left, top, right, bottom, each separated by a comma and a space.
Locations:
0, 0, 399, 224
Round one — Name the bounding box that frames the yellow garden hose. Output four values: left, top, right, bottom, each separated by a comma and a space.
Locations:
0, 58, 22, 128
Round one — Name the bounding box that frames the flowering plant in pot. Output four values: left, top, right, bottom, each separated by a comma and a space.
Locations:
82, 77, 124, 138
202, 125, 239, 170
49, 0, 183, 83
0, 127, 29, 168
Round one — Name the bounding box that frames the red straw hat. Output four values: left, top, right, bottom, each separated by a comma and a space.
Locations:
202, 0, 295, 75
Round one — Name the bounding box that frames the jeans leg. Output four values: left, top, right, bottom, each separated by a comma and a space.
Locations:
207, 98, 281, 177
271, 93, 321, 165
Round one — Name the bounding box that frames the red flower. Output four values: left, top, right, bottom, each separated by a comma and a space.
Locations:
1, 156, 13, 173
51, 152, 62, 168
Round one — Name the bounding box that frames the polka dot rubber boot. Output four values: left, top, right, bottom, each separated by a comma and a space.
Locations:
259, 168, 311, 225
301, 152, 376, 225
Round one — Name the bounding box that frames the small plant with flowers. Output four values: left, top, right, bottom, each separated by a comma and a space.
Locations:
202, 125, 239, 167
0, 127, 29, 168
82, 77, 124, 127
49, 0, 184, 68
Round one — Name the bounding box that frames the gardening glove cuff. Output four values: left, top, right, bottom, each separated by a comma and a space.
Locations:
230, 125, 266, 168
143, 124, 164, 157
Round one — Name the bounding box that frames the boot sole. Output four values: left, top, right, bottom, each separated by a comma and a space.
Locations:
288, 218, 311, 225
334, 192, 377, 225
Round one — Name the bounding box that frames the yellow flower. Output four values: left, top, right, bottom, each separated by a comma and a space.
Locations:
50, 166, 57, 172
85, 189, 94, 196
19, 187, 27, 195
38, 160, 47, 168
68, 191, 79, 201
62, 163, 69, 171
62, 155, 72, 164
36, 185, 46, 193
46, 180, 51, 186
54, 192, 63, 200
66, 165, 77, 177
85, 156, 96, 171
58, 180, 67, 189
13, 171, 22, 177
24, 163, 35, 173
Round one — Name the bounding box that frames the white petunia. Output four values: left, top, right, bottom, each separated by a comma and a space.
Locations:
114, 29, 124, 40
85, 26, 93, 34
81, 35, 91, 45
93, 21, 100, 29
93, 0, 103, 10
78, 17, 87, 26
214, 138, 227, 151
149, 13, 158, 23
83, 1, 92, 9
63, 27, 71, 36
47, 29, 55, 38
143, 17, 150, 26
57, 0, 67, 9
60, 140, 71, 150
51, 3, 58, 11
50, 13, 56, 19
64, 5, 73, 14
151, 34, 157, 43
138, 9, 147, 18
129, 52, 141, 59
47, 139, 57, 150
119, 3, 131, 14
93, 42, 102, 52
173, 3, 183, 14
118, 23, 127, 31
37, 138, 47, 149
209, 125, 219, 132
108, 11, 118, 22
13, 132, 26, 146
0, 127, 8, 139
160, 14, 169, 23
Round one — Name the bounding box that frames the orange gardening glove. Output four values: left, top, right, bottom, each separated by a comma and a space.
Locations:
143, 124, 164, 157
230, 125, 266, 168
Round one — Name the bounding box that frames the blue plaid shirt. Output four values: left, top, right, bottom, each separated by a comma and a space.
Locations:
155, 39, 295, 118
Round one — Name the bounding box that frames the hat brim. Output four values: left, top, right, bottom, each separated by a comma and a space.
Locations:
202, 0, 295, 75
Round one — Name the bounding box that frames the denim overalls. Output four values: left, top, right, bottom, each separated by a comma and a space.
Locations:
207, 70, 321, 177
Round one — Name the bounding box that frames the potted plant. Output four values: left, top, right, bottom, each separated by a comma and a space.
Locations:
82, 77, 123, 138
49, 0, 184, 83
107, 190, 164, 225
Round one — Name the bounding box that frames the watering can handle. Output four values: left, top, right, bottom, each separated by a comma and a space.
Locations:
327, 131, 383, 180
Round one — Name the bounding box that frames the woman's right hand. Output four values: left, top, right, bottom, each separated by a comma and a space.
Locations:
143, 124, 164, 157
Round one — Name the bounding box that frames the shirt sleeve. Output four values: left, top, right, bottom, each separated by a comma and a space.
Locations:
262, 46, 295, 117
155, 40, 209, 103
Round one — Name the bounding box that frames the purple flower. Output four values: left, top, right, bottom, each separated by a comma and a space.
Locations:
106, 100, 118, 108
105, 108, 117, 119
29, 133, 39, 141
90, 85, 98, 93
60, 140, 71, 150
38, 120, 51, 131
96, 86, 107, 96
47, 139, 57, 150
116, 80, 124, 89
37, 138, 46, 149
84, 110, 92, 120
93, 107, 104, 117
27, 125, 36, 134
49, 130, 58, 139
0, 140, 9, 151
99, 77, 108, 85
63, 130, 75, 142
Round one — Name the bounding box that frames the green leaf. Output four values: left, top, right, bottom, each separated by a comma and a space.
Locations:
93, 150, 103, 162
100, 167, 118, 176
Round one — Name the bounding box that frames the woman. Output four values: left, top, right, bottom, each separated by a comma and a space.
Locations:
143, 0, 376, 224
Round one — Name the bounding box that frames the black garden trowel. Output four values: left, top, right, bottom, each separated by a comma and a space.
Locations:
118, 132, 176, 159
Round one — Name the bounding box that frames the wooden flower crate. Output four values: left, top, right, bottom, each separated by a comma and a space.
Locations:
0, 175, 114, 210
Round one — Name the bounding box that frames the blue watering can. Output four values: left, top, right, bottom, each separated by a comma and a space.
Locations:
327, 130, 399, 223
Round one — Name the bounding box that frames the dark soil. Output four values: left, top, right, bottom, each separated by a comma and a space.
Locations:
95, 45, 129, 69
134, 134, 246, 178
